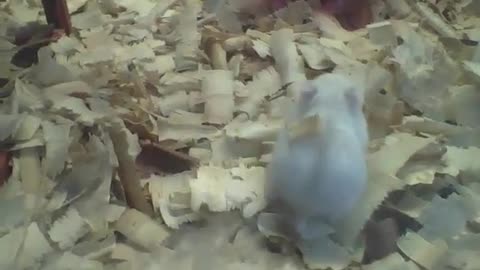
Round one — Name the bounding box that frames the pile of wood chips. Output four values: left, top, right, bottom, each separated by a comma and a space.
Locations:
0, 0, 480, 269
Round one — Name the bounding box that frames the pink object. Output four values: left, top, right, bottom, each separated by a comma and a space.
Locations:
320, 0, 347, 13
266, 0, 372, 30
319, 0, 372, 30
271, 0, 288, 10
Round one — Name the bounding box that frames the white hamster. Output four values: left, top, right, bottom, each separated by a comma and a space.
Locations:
265, 73, 369, 239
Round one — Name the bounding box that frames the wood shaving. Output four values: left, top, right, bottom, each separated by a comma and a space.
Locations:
175, 0, 201, 71
414, 2, 460, 38
16, 222, 54, 269
397, 231, 448, 270
2, 0, 480, 269
270, 28, 306, 95
147, 172, 201, 228
367, 21, 397, 46
48, 207, 91, 250
190, 165, 266, 217
364, 253, 420, 270
201, 70, 235, 124
335, 133, 435, 246
0, 227, 25, 268
115, 208, 170, 251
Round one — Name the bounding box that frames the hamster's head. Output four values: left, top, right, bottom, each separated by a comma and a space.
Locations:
297, 73, 365, 114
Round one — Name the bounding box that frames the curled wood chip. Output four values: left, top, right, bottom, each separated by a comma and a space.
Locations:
363, 64, 402, 138
335, 133, 435, 246
392, 24, 459, 120
463, 61, 480, 83
397, 231, 448, 270
0, 114, 23, 141
51, 96, 108, 126
144, 54, 176, 78
71, 233, 116, 260
236, 66, 282, 118
447, 85, 480, 128
67, 0, 89, 14
30, 47, 76, 87
40, 251, 103, 270
205, 37, 228, 69
0, 168, 23, 199
208, 133, 261, 165
43, 81, 93, 101
18, 147, 43, 199
417, 194, 473, 240
13, 115, 42, 142
114, 0, 157, 16
474, 43, 480, 63
188, 147, 212, 163
41, 121, 72, 179
444, 233, 480, 270
110, 123, 153, 216
16, 222, 54, 269
0, 227, 24, 268
228, 54, 244, 77
398, 115, 467, 137
48, 207, 91, 250
297, 41, 331, 70
251, 39, 271, 58
49, 139, 111, 209
4, 0, 480, 268
303, 37, 359, 70
189, 165, 266, 217
379, 133, 437, 173
201, 70, 235, 124
443, 146, 480, 175
225, 118, 282, 141
110, 243, 150, 265
224, 35, 253, 52
400, 165, 449, 186
0, 196, 27, 233
396, 143, 453, 186
414, 2, 460, 39
155, 91, 189, 116
71, 8, 108, 30
270, 28, 306, 94
115, 208, 170, 251
147, 172, 201, 229
229, 165, 267, 217
14, 78, 46, 111
156, 120, 219, 142
384, 0, 411, 19
216, 3, 243, 34
364, 253, 420, 270
391, 191, 429, 219
277, 0, 310, 26
311, 12, 363, 42
175, 0, 201, 71
366, 21, 397, 46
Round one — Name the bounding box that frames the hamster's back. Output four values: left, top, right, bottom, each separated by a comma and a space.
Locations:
267, 73, 369, 224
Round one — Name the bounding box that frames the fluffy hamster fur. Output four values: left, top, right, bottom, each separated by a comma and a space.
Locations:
266, 73, 369, 239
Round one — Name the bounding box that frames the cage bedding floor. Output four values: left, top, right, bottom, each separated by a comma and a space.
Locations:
1, 0, 480, 269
